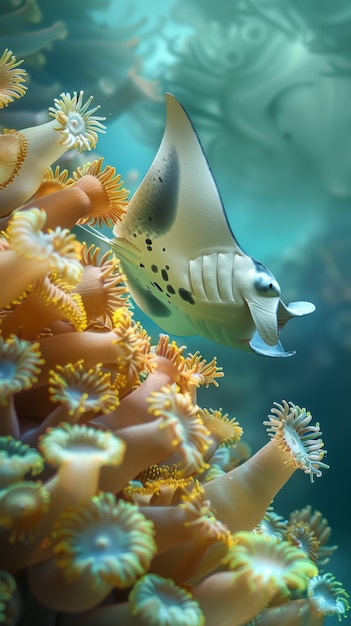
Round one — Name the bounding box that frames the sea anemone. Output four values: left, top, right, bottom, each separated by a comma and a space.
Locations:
137, 464, 195, 506
7, 207, 83, 285
194, 531, 318, 626
129, 573, 205, 626
48, 91, 106, 152
0, 437, 44, 489
34, 323, 153, 389
178, 351, 224, 400
0, 90, 106, 214
21, 158, 128, 233
0, 480, 50, 543
32, 166, 71, 198
0, 335, 43, 408
198, 407, 243, 452
72, 157, 129, 226
225, 531, 318, 594
1, 208, 83, 310
109, 307, 154, 391
256, 508, 288, 540
204, 400, 327, 532
74, 243, 128, 326
28, 493, 157, 612
287, 505, 337, 566
147, 384, 212, 474
40, 423, 126, 501
264, 401, 329, 482
48, 360, 119, 421
0, 48, 27, 108
308, 573, 350, 621
0, 276, 87, 339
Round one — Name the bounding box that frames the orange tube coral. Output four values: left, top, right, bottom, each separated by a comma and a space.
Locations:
204, 401, 328, 531
22, 158, 128, 232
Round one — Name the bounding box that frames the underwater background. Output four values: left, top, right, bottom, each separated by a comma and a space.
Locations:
101, 1, 351, 610
1, 0, 350, 623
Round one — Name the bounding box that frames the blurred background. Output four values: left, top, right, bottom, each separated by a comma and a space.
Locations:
2, 0, 350, 619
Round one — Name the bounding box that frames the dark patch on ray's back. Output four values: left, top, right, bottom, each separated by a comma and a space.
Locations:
132, 146, 179, 237
124, 269, 171, 318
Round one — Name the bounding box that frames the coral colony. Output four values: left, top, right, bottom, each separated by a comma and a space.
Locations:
0, 49, 349, 626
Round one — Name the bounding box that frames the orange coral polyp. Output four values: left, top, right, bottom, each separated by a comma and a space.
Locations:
74, 244, 128, 325
0, 335, 43, 406
0, 437, 44, 489
7, 208, 83, 285
129, 573, 205, 626
288, 505, 337, 566
194, 533, 317, 626
224, 531, 318, 594
53, 494, 156, 587
0, 480, 50, 543
73, 157, 129, 227
147, 384, 212, 474
0, 277, 87, 339
48, 360, 119, 419
40, 423, 126, 502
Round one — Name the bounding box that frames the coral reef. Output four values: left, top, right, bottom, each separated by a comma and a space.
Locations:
0, 49, 349, 626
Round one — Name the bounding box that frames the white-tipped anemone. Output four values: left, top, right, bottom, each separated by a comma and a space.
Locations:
0, 90, 106, 214
48, 91, 106, 152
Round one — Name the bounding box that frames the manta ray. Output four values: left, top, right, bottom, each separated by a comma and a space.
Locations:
83, 93, 315, 357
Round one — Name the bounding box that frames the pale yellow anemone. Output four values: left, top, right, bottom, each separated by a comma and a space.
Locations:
28, 493, 156, 612
0, 49, 27, 109
0, 90, 106, 215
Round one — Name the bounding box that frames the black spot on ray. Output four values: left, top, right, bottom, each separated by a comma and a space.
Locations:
123, 270, 171, 318
161, 269, 168, 281
151, 282, 163, 292
178, 288, 195, 305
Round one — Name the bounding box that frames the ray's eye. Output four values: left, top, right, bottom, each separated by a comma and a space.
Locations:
254, 274, 280, 297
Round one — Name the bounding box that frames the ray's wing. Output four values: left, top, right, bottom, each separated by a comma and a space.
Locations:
113, 93, 242, 256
